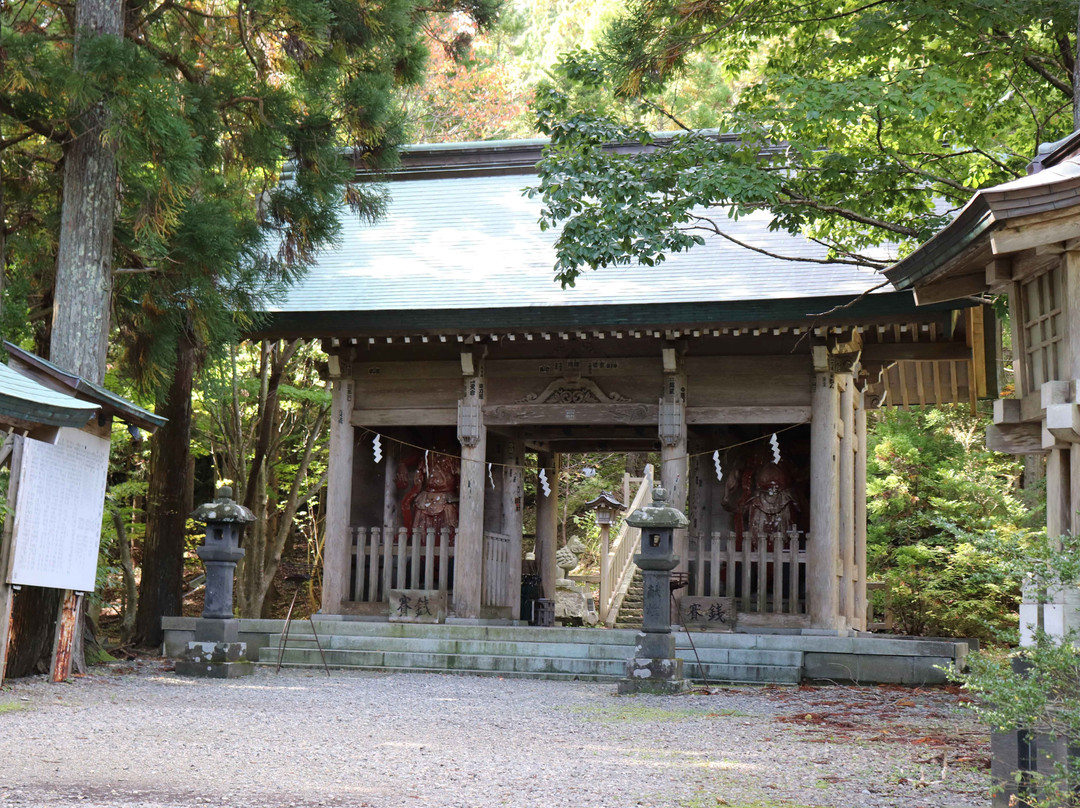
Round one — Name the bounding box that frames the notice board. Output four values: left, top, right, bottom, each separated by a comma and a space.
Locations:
8, 427, 110, 592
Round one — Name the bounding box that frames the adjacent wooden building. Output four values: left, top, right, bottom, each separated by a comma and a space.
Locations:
257, 138, 991, 632
888, 130, 1080, 644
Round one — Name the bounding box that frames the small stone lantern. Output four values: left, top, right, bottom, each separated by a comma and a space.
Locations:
192, 486, 254, 621
175, 486, 256, 679
618, 486, 688, 694
583, 492, 625, 623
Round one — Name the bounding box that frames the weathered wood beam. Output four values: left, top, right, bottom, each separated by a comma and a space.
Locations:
322, 379, 355, 613
991, 213, 1080, 255
685, 406, 811, 424
860, 343, 972, 362
483, 403, 658, 426
913, 271, 989, 304
809, 371, 840, 630
454, 364, 487, 619
985, 423, 1046, 454
351, 408, 457, 427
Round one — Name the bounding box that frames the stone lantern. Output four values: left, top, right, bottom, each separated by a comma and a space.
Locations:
583, 492, 625, 624
618, 486, 688, 694
175, 486, 256, 679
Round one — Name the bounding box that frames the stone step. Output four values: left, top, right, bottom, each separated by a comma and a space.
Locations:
262, 645, 801, 685
268, 632, 802, 667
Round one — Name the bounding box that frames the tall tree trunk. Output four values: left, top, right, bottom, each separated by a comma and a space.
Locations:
51, 0, 121, 384
6, 0, 123, 679
133, 332, 196, 648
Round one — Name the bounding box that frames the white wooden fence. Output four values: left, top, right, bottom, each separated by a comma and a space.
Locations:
349, 526, 513, 610
482, 531, 513, 609
687, 530, 808, 614
350, 527, 454, 602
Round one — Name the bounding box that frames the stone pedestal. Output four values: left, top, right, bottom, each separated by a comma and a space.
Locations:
173, 618, 253, 678
174, 641, 254, 679
618, 631, 685, 694
554, 584, 598, 626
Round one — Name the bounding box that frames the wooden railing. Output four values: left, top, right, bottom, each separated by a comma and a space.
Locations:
600, 465, 654, 624
350, 527, 454, 602
687, 530, 808, 615
482, 531, 512, 609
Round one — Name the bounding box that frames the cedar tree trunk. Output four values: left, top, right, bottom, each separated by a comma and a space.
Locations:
133, 332, 196, 648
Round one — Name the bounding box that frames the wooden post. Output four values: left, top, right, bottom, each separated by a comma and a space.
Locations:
454, 363, 487, 618
838, 374, 856, 629
660, 346, 688, 572
321, 378, 355, 613
502, 438, 525, 619
689, 454, 711, 595
50, 592, 81, 682
1047, 448, 1069, 543
854, 388, 869, 631
0, 435, 24, 686
383, 439, 400, 532
809, 370, 841, 630
536, 451, 558, 600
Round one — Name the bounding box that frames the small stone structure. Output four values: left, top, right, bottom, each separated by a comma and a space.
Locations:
174, 486, 256, 679
554, 537, 598, 625
619, 487, 688, 694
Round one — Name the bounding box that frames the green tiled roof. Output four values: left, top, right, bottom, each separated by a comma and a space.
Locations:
0, 361, 98, 430
259, 139, 935, 336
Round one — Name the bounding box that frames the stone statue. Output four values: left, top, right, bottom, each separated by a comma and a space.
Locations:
745, 463, 798, 537
555, 536, 587, 585
395, 450, 460, 538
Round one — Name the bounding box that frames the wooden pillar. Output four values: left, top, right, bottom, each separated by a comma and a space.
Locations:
382, 439, 400, 531
838, 374, 856, 629
454, 363, 487, 619
0, 435, 24, 686
321, 378, 355, 614
502, 438, 525, 619
660, 344, 688, 572
854, 388, 868, 632
809, 370, 841, 630
536, 451, 558, 600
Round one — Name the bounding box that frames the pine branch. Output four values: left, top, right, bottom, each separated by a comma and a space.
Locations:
0, 98, 68, 145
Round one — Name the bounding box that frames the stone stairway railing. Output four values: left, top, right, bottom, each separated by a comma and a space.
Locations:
599, 465, 653, 626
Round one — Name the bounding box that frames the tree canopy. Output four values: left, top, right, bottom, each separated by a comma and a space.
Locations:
531, 0, 1079, 287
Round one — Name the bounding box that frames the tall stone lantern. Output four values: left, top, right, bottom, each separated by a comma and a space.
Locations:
175, 486, 256, 678
618, 486, 688, 694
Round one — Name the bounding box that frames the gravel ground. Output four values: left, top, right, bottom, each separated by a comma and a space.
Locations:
0, 661, 990, 808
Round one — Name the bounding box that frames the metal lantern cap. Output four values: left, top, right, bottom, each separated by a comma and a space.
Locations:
190, 486, 256, 524
625, 487, 689, 529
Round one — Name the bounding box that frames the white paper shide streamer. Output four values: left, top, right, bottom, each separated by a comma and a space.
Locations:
713, 449, 722, 482
373, 434, 383, 464
770, 432, 781, 464
488, 462, 495, 489
539, 467, 551, 498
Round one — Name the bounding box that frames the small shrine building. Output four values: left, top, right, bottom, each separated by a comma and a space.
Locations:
256, 138, 992, 632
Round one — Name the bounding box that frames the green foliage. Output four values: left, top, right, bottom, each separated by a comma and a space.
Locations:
530, 0, 1076, 286
867, 406, 1032, 642
960, 532, 1080, 807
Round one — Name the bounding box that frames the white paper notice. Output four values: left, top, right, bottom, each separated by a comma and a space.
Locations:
9, 427, 111, 592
